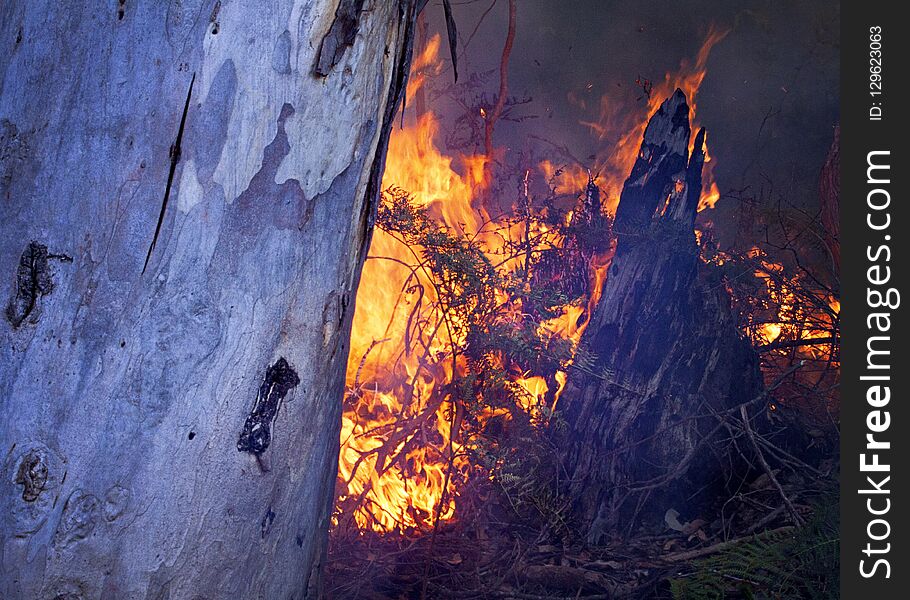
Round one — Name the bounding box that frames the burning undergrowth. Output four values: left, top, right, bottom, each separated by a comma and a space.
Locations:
333, 27, 727, 538
327, 23, 839, 600
335, 177, 605, 534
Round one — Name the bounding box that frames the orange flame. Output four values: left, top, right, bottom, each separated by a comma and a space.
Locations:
550, 25, 728, 217
749, 250, 839, 358
407, 34, 443, 99
337, 27, 730, 534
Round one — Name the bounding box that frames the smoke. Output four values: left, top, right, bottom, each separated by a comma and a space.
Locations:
418, 0, 839, 230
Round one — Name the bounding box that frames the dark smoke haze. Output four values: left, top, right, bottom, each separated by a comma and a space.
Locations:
417, 0, 839, 234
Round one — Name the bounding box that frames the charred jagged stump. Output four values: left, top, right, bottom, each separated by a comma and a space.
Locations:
561, 90, 763, 538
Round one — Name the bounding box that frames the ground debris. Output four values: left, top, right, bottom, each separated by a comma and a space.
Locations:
325, 469, 834, 599
327, 522, 747, 598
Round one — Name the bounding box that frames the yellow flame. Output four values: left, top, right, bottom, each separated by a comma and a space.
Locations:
551, 25, 729, 217
338, 26, 731, 534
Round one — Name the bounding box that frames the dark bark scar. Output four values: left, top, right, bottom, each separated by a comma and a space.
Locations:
237, 357, 301, 456
15, 449, 49, 502
6, 241, 72, 328
313, 0, 367, 77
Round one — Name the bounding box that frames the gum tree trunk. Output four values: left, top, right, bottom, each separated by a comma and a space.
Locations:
0, 1, 416, 597
561, 90, 763, 539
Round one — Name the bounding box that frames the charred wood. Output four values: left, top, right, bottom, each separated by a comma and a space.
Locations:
560, 90, 764, 538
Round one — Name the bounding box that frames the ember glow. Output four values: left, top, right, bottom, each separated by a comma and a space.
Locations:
747, 249, 840, 364
335, 30, 727, 534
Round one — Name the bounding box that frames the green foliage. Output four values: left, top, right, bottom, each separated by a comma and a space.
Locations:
378, 186, 502, 335
374, 186, 597, 537
669, 503, 839, 599
376, 186, 579, 415
470, 406, 572, 538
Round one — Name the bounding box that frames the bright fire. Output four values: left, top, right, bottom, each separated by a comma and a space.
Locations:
556, 24, 728, 215
748, 248, 840, 360
336, 30, 728, 533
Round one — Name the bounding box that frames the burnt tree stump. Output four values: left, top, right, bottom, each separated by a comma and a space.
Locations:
561, 90, 763, 539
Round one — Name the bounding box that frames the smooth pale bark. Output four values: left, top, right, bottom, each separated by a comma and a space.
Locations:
0, 1, 414, 597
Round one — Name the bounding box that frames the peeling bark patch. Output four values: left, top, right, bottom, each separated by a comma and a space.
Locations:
14, 449, 48, 502
314, 0, 367, 76
193, 59, 236, 181
6, 241, 72, 328
272, 30, 292, 74
143, 72, 196, 273
321, 291, 342, 349
230, 103, 311, 231
237, 358, 300, 455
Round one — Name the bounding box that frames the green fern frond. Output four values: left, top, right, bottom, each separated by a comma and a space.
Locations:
670, 503, 838, 599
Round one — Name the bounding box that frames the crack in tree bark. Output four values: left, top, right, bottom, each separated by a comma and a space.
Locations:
142, 72, 195, 274
358, 0, 419, 257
